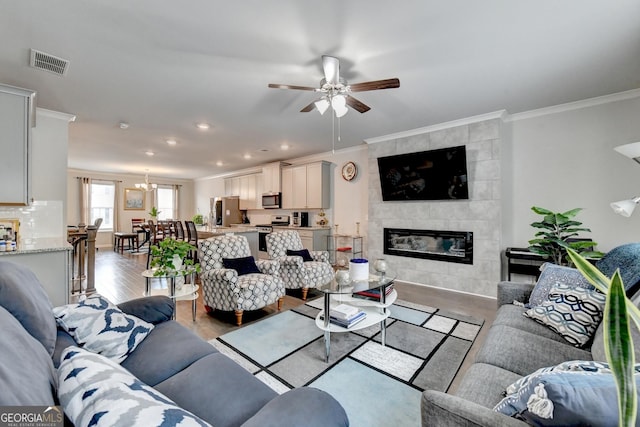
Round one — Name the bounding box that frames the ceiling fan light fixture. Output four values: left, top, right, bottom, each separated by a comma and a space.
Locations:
315, 98, 330, 115
331, 95, 348, 117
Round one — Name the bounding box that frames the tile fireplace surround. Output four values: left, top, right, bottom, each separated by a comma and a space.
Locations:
367, 114, 504, 298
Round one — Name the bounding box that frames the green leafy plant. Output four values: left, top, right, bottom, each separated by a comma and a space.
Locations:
150, 238, 200, 277
149, 206, 160, 219
528, 206, 604, 266
568, 248, 639, 427
192, 214, 204, 225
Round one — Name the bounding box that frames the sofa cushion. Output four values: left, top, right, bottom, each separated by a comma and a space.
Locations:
0, 260, 57, 355
493, 369, 640, 426
53, 294, 154, 363
223, 256, 261, 276
0, 305, 57, 405
120, 320, 217, 386
524, 284, 605, 347
155, 352, 277, 427
492, 304, 567, 344
57, 346, 211, 427
117, 295, 174, 324
528, 263, 593, 307
475, 325, 592, 376
454, 363, 522, 409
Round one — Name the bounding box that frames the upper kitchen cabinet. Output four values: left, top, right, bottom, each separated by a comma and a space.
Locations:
261, 161, 289, 194
225, 173, 259, 210
0, 84, 36, 206
281, 161, 331, 209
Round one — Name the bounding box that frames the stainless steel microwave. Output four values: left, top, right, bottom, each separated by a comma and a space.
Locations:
261, 192, 282, 209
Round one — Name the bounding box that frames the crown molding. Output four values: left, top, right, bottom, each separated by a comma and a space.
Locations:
36, 107, 76, 122
506, 88, 640, 122
365, 110, 507, 144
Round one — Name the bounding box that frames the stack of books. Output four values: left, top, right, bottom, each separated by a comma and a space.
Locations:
353, 283, 395, 301
326, 304, 367, 328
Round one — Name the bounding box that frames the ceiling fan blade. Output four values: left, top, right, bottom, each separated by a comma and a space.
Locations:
322, 55, 340, 85
350, 78, 400, 92
268, 83, 316, 91
300, 101, 316, 113
346, 96, 371, 113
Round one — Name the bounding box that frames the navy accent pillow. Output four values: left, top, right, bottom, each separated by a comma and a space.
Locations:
222, 256, 261, 276
596, 243, 640, 296
287, 249, 313, 262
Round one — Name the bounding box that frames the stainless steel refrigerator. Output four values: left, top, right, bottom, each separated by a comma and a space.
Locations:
210, 196, 242, 227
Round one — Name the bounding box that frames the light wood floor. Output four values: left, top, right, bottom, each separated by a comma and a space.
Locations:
90, 248, 497, 392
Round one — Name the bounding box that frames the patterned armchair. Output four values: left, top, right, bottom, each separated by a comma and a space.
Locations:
266, 230, 334, 300
199, 234, 285, 326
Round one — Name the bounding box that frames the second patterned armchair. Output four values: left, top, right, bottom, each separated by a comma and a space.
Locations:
199, 234, 285, 326
266, 230, 334, 300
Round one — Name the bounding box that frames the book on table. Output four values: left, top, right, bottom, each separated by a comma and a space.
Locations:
330, 303, 360, 320
353, 283, 394, 301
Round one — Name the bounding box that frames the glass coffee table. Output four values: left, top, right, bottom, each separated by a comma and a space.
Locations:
315, 272, 396, 362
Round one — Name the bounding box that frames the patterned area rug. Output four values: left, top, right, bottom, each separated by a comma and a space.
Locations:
209, 298, 484, 427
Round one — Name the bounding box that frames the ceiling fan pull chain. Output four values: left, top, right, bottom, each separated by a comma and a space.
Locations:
332, 110, 336, 154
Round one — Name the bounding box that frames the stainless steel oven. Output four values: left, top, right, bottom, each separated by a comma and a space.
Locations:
256, 215, 289, 259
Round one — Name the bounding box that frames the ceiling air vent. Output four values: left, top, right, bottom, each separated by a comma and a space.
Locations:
29, 49, 69, 76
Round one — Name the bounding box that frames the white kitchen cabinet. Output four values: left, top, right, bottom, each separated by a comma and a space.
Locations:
225, 174, 259, 209
262, 161, 288, 194
0, 84, 36, 206
281, 161, 331, 209
273, 227, 330, 252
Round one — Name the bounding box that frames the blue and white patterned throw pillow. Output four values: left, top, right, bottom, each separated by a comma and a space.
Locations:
53, 294, 154, 363
524, 283, 605, 347
528, 263, 594, 308
494, 367, 640, 426
58, 347, 210, 427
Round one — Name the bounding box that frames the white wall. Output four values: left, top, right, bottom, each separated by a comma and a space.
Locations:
67, 169, 194, 247
508, 91, 640, 252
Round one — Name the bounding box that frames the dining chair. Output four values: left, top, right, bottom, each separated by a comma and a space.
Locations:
174, 220, 186, 241
184, 220, 199, 263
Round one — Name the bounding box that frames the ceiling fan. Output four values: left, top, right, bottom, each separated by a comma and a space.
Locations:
268, 55, 400, 117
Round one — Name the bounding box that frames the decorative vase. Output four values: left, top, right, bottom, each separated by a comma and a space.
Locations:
171, 254, 184, 290
373, 258, 387, 274
349, 258, 369, 281
335, 269, 350, 285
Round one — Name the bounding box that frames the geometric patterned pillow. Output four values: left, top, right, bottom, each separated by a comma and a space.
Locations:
524, 284, 606, 347
57, 347, 211, 427
53, 294, 154, 363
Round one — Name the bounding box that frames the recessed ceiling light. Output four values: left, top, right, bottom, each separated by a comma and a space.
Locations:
166, 139, 177, 146
145, 150, 155, 156
119, 122, 129, 129
196, 122, 210, 130
216, 161, 223, 167
280, 143, 289, 150
243, 154, 251, 159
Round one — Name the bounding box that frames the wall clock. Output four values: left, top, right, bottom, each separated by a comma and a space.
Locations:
341, 161, 357, 181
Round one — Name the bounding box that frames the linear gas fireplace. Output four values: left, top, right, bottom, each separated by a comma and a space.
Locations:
384, 228, 473, 264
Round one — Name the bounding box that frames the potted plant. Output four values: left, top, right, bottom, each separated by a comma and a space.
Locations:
149, 206, 160, 220
149, 238, 200, 278
528, 206, 604, 266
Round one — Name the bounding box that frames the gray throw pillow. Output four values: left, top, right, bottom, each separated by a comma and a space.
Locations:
0, 306, 57, 405
0, 261, 57, 355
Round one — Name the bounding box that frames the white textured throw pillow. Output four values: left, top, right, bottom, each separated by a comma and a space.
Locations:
53, 294, 154, 363
58, 346, 210, 427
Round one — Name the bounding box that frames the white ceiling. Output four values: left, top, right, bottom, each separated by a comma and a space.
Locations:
1, 0, 639, 179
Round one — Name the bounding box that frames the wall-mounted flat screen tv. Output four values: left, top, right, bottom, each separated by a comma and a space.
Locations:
377, 145, 469, 201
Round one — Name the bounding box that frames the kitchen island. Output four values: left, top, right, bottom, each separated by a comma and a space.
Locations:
0, 237, 72, 306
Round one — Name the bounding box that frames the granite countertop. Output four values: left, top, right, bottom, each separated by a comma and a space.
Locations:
271, 225, 331, 231
0, 237, 72, 255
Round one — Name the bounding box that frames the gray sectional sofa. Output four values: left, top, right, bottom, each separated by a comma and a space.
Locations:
0, 260, 349, 426
421, 279, 640, 426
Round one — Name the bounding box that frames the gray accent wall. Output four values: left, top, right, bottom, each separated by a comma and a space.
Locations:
367, 116, 505, 297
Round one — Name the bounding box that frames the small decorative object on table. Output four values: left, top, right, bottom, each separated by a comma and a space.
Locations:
316, 209, 328, 227
335, 269, 350, 285
150, 238, 201, 289
374, 258, 388, 277
349, 258, 369, 281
